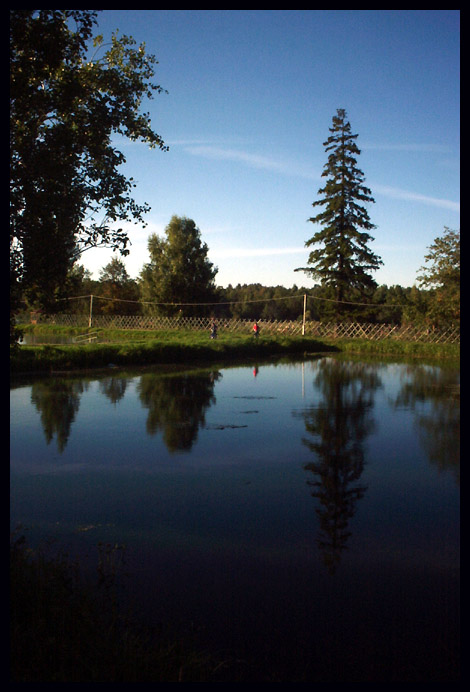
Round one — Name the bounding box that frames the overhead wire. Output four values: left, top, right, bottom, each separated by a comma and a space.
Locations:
56, 292, 404, 309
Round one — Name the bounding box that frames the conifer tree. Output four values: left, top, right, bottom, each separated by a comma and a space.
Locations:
296, 108, 382, 317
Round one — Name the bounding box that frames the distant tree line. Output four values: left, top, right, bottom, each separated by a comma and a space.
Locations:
15, 207, 459, 329
19, 251, 458, 329
16, 214, 459, 329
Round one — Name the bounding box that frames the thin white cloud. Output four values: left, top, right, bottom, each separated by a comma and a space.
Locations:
185, 144, 459, 212
373, 184, 460, 212
167, 138, 226, 147
211, 246, 305, 259
185, 145, 285, 171
362, 142, 453, 153
184, 145, 318, 179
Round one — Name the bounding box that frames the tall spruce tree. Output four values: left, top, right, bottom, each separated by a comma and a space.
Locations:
296, 108, 382, 317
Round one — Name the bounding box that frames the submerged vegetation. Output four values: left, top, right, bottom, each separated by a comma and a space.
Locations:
10, 532, 249, 682
10, 531, 328, 682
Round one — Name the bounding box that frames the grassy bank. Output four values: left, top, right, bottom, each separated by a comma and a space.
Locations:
11, 325, 459, 374
11, 330, 338, 374
322, 337, 460, 360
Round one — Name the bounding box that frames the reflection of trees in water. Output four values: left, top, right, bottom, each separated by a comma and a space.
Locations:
295, 359, 381, 574
27, 370, 222, 456
394, 364, 460, 485
137, 371, 222, 452
30, 379, 88, 453
99, 376, 129, 405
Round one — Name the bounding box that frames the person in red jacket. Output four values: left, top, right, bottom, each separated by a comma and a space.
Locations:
253, 320, 260, 338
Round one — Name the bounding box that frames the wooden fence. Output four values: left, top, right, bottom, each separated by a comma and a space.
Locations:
21, 313, 460, 344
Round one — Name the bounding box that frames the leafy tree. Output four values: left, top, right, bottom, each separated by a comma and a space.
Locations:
401, 285, 431, 326
139, 216, 219, 316
98, 257, 140, 315
367, 284, 406, 324
416, 227, 460, 327
56, 264, 94, 315
296, 108, 382, 318
99, 256, 131, 285
10, 10, 167, 338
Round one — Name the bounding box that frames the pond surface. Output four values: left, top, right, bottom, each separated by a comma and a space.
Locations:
10, 356, 460, 681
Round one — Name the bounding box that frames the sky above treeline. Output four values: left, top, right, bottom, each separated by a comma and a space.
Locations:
79, 10, 460, 289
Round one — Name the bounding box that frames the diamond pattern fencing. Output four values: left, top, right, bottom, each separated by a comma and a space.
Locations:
303, 321, 460, 343
22, 312, 460, 344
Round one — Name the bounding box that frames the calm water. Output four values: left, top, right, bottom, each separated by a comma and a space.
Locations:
10, 356, 460, 681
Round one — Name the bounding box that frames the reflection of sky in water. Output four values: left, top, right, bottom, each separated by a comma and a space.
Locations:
11, 364, 308, 472
10, 357, 459, 548
10, 358, 459, 485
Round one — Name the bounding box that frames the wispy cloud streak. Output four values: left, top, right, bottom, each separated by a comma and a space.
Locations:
373, 184, 460, 212
211, 246, 305, 259
361, 142, 453, 153
184, 144, 317, 179
184, 144, 459, 213
185, 145, 286, 171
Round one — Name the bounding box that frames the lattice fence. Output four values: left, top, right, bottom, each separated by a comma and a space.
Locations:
21, 312, 460, 344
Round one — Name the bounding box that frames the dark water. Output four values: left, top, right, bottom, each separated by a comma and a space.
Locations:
10, 356, 460, 681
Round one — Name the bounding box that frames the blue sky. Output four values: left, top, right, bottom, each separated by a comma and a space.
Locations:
80, 10, 460, 289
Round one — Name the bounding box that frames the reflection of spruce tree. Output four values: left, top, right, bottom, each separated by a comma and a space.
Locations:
30, 379, 86, 453
297, 359, 380, 574
394, 365, 460, 484
99, 376, 128, 405
138, 371, 221, 452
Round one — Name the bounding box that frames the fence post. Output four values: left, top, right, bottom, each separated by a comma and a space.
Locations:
302, 294, 307, 336
88, 294, 93, 328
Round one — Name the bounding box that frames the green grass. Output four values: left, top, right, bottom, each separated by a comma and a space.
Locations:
11, 330, 339, 373
322, 337, 460, 360
11, 325, 459, 374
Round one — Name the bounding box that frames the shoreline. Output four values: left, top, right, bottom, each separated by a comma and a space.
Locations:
10, 333, 459, 376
